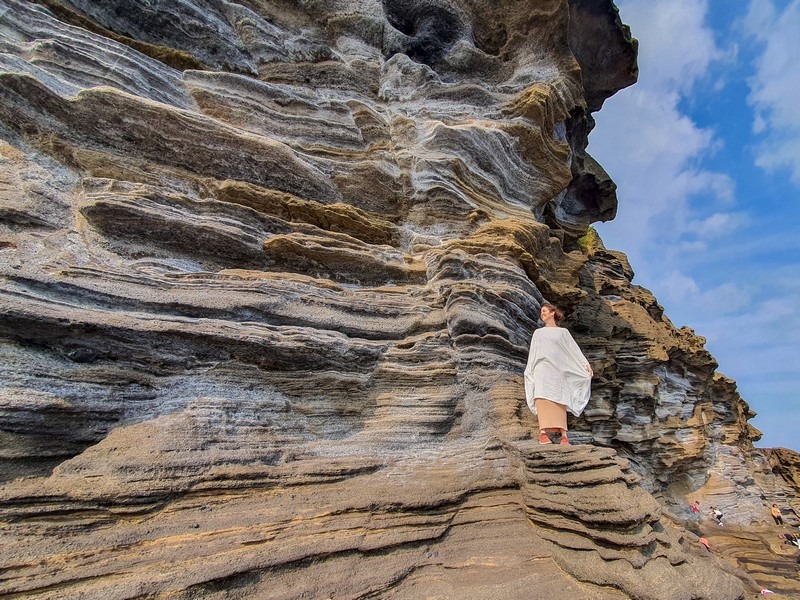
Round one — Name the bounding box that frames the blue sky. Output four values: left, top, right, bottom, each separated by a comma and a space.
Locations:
588, 0, 800, 451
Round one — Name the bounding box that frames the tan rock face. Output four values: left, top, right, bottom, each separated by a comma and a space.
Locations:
0, 0, 797, 597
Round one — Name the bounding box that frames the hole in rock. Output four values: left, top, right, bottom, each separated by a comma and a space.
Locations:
382, 0, 465, 66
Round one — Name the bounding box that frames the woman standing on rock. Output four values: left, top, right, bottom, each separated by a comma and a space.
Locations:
524, 303, 593, 445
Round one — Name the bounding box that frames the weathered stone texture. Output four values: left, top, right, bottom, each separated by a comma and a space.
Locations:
0, 0, 798, 598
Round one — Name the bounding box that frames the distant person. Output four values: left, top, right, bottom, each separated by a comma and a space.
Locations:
770, 503, 784, 525
786, 533, 800, 564
710, 506, 724, 526
691, 501, 700, 515
698, 537, 710, 552
524, 303, 593, 445
779, 533, 800, 548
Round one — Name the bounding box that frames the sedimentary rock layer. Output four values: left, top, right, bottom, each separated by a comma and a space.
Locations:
0, 441, 746, 599
0, 0, 797, 598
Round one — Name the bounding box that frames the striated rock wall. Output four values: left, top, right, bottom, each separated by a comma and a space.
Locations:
0, 0, 798, 597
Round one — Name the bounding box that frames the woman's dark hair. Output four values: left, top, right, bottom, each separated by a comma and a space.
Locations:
542, 302, 564, 325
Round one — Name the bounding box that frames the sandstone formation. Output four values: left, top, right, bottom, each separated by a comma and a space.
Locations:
0, 0, 798, 598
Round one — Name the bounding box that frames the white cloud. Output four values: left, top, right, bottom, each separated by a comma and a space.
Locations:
676, 240, 708, 254
589, 0, 733, 240
756, 139, 800, 183
661, 270, 700, 298
660, 273, 753, 321
587, 0, 800, 451
744, 0, 777, 28
589, 90, 731, 256
744, 0, 800, 183
683, 285, 799, 376
686, 211, 748, 237
588, 3, 735, 281
616, 0, 723, 93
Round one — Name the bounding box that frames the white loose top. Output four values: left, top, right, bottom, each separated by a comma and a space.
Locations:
523, 326, 592, 416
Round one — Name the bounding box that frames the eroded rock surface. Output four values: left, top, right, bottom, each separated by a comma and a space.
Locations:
0, 0, 797, 598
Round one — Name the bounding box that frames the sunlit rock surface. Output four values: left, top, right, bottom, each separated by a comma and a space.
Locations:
1, 0, 798, 598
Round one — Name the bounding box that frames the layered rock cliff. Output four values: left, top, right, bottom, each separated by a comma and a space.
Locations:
1, 0, 798, 598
